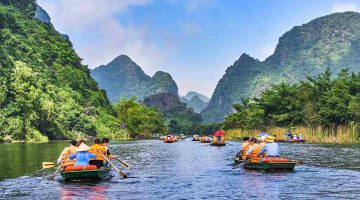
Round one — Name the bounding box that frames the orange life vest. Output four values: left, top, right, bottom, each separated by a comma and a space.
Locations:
61, 145, 78, 167
241, 142, 250, 159
88, 144, 106, 160
259, 142, 267, 157
250, 144, 263, 162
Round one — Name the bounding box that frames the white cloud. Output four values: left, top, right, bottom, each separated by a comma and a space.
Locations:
331, 2, 360, 13
258, 44, 275, 61
37, 0, 166, 73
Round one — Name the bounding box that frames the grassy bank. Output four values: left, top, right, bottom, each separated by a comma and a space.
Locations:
224, 124, 360, 144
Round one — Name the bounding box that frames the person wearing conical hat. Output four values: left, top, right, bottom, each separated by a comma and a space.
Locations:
257, 136, 280, 158
69, 143, 97, 166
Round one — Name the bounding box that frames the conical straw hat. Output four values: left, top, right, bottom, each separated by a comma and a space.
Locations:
77, 143, 90, 152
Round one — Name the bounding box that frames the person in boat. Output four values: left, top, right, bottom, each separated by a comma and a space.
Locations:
57, 140, 78, 167
69, 143, 96, 166
246, 137, 263, 162
285, 131, 292, 141
238, 137, 250, 160
298, 134, 303, 140
101, 138, 114, 168
101, 138, 115, 159
258, 136, 280, 158
77, 139, 85, 147
292, 134, 298, 140
88, 138, 106, 168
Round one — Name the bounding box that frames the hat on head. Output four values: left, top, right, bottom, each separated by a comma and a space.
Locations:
77, 143, 90, 152
266, 136, 275, 143
260, 136, 266, 141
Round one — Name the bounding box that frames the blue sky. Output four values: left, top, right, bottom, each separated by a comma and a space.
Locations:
38, 0, 360, 97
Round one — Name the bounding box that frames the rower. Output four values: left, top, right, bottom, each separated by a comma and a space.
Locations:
246, 137, 263, 162
88, 138, 106, 168
258, 136, 280, 158
239, 137, 250, 160
57, 140, 78, 167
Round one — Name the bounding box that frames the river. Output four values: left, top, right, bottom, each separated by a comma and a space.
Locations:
1, 140, 360, 199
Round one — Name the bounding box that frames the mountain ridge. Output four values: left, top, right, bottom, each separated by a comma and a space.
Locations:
202, 11, 360, 123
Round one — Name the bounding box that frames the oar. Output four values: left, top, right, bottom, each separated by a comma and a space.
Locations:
49, 154, 68, 180
42, 162, 56, 169
100, 152, 127, 178
113, 157, 131, 170
225, 142, 235, 146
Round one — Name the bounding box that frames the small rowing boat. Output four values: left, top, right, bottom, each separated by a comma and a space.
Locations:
210, 142, 226, 146
244, 161, 296, 171
60, 168, 111, 181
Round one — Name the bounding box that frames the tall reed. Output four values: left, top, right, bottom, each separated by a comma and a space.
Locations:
224, 124, 360, 144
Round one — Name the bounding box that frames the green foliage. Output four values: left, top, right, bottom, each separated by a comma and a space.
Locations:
114, 98, 166, 138
203, 12, 360, 123
224, 69, 360, 134
0, 3, 120, 141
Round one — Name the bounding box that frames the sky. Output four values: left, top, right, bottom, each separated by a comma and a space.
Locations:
37, 0, 360, 97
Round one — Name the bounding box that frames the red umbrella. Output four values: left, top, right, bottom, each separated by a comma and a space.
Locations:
213, 131, 225, 137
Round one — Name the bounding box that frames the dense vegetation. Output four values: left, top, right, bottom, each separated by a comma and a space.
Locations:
223, 69, 360, 134
91, 55, 178, 101
0, 1, 122, 141
114, 98, 166, 138
203, 12, 360, 123
143, 93, 202, 134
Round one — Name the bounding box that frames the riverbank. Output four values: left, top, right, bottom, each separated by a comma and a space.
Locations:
224, 124, 360, 144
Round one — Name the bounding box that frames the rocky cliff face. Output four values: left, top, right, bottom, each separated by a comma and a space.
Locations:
202, 12, 360, 123
34, 4, 51, 24
91, 55, 178, 101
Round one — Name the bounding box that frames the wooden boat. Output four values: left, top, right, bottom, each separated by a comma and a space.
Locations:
275, 139, 305, 143
244, 161, 296, 171
210, 142, 226, 146
233, 157, 245, 165
60, 168, 111, 181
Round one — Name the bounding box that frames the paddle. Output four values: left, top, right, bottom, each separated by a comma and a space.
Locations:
49, 154, 68, 180
100, 152, 127, 178
42, 162, 56, 169
113, 157, 131, 170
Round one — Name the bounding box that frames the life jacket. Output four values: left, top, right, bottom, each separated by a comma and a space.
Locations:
241, 142, 250, 159
250, 144, 263, 162
259, 142, 267, 157
102, 145, 109, 156
61, 145, 78, 167
88, 144, 106, 160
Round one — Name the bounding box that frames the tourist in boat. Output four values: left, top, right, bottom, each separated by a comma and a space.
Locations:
77, 139, 85, 147
246, 137, 263, 162
57, 140, 78, 167
69, 143, 96, 166
298, 134, 303, 140
239, 137, 250, 160
285, 131, 292, 141
88, 138, 106, 168
258, 136, 280, 158
101, 138, 114, 159
292, 134, 299, 140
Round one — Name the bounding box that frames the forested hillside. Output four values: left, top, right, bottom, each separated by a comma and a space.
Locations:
202, 12, 360, 123
0, 0, 122, 141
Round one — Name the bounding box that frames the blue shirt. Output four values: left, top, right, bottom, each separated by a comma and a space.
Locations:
258, 142, 280, 157
69, 151, 96, 166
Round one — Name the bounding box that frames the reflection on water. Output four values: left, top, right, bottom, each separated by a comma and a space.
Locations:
1, 140, 360, 199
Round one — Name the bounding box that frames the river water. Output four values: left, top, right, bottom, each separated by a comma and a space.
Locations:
1, 140, 360, 199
